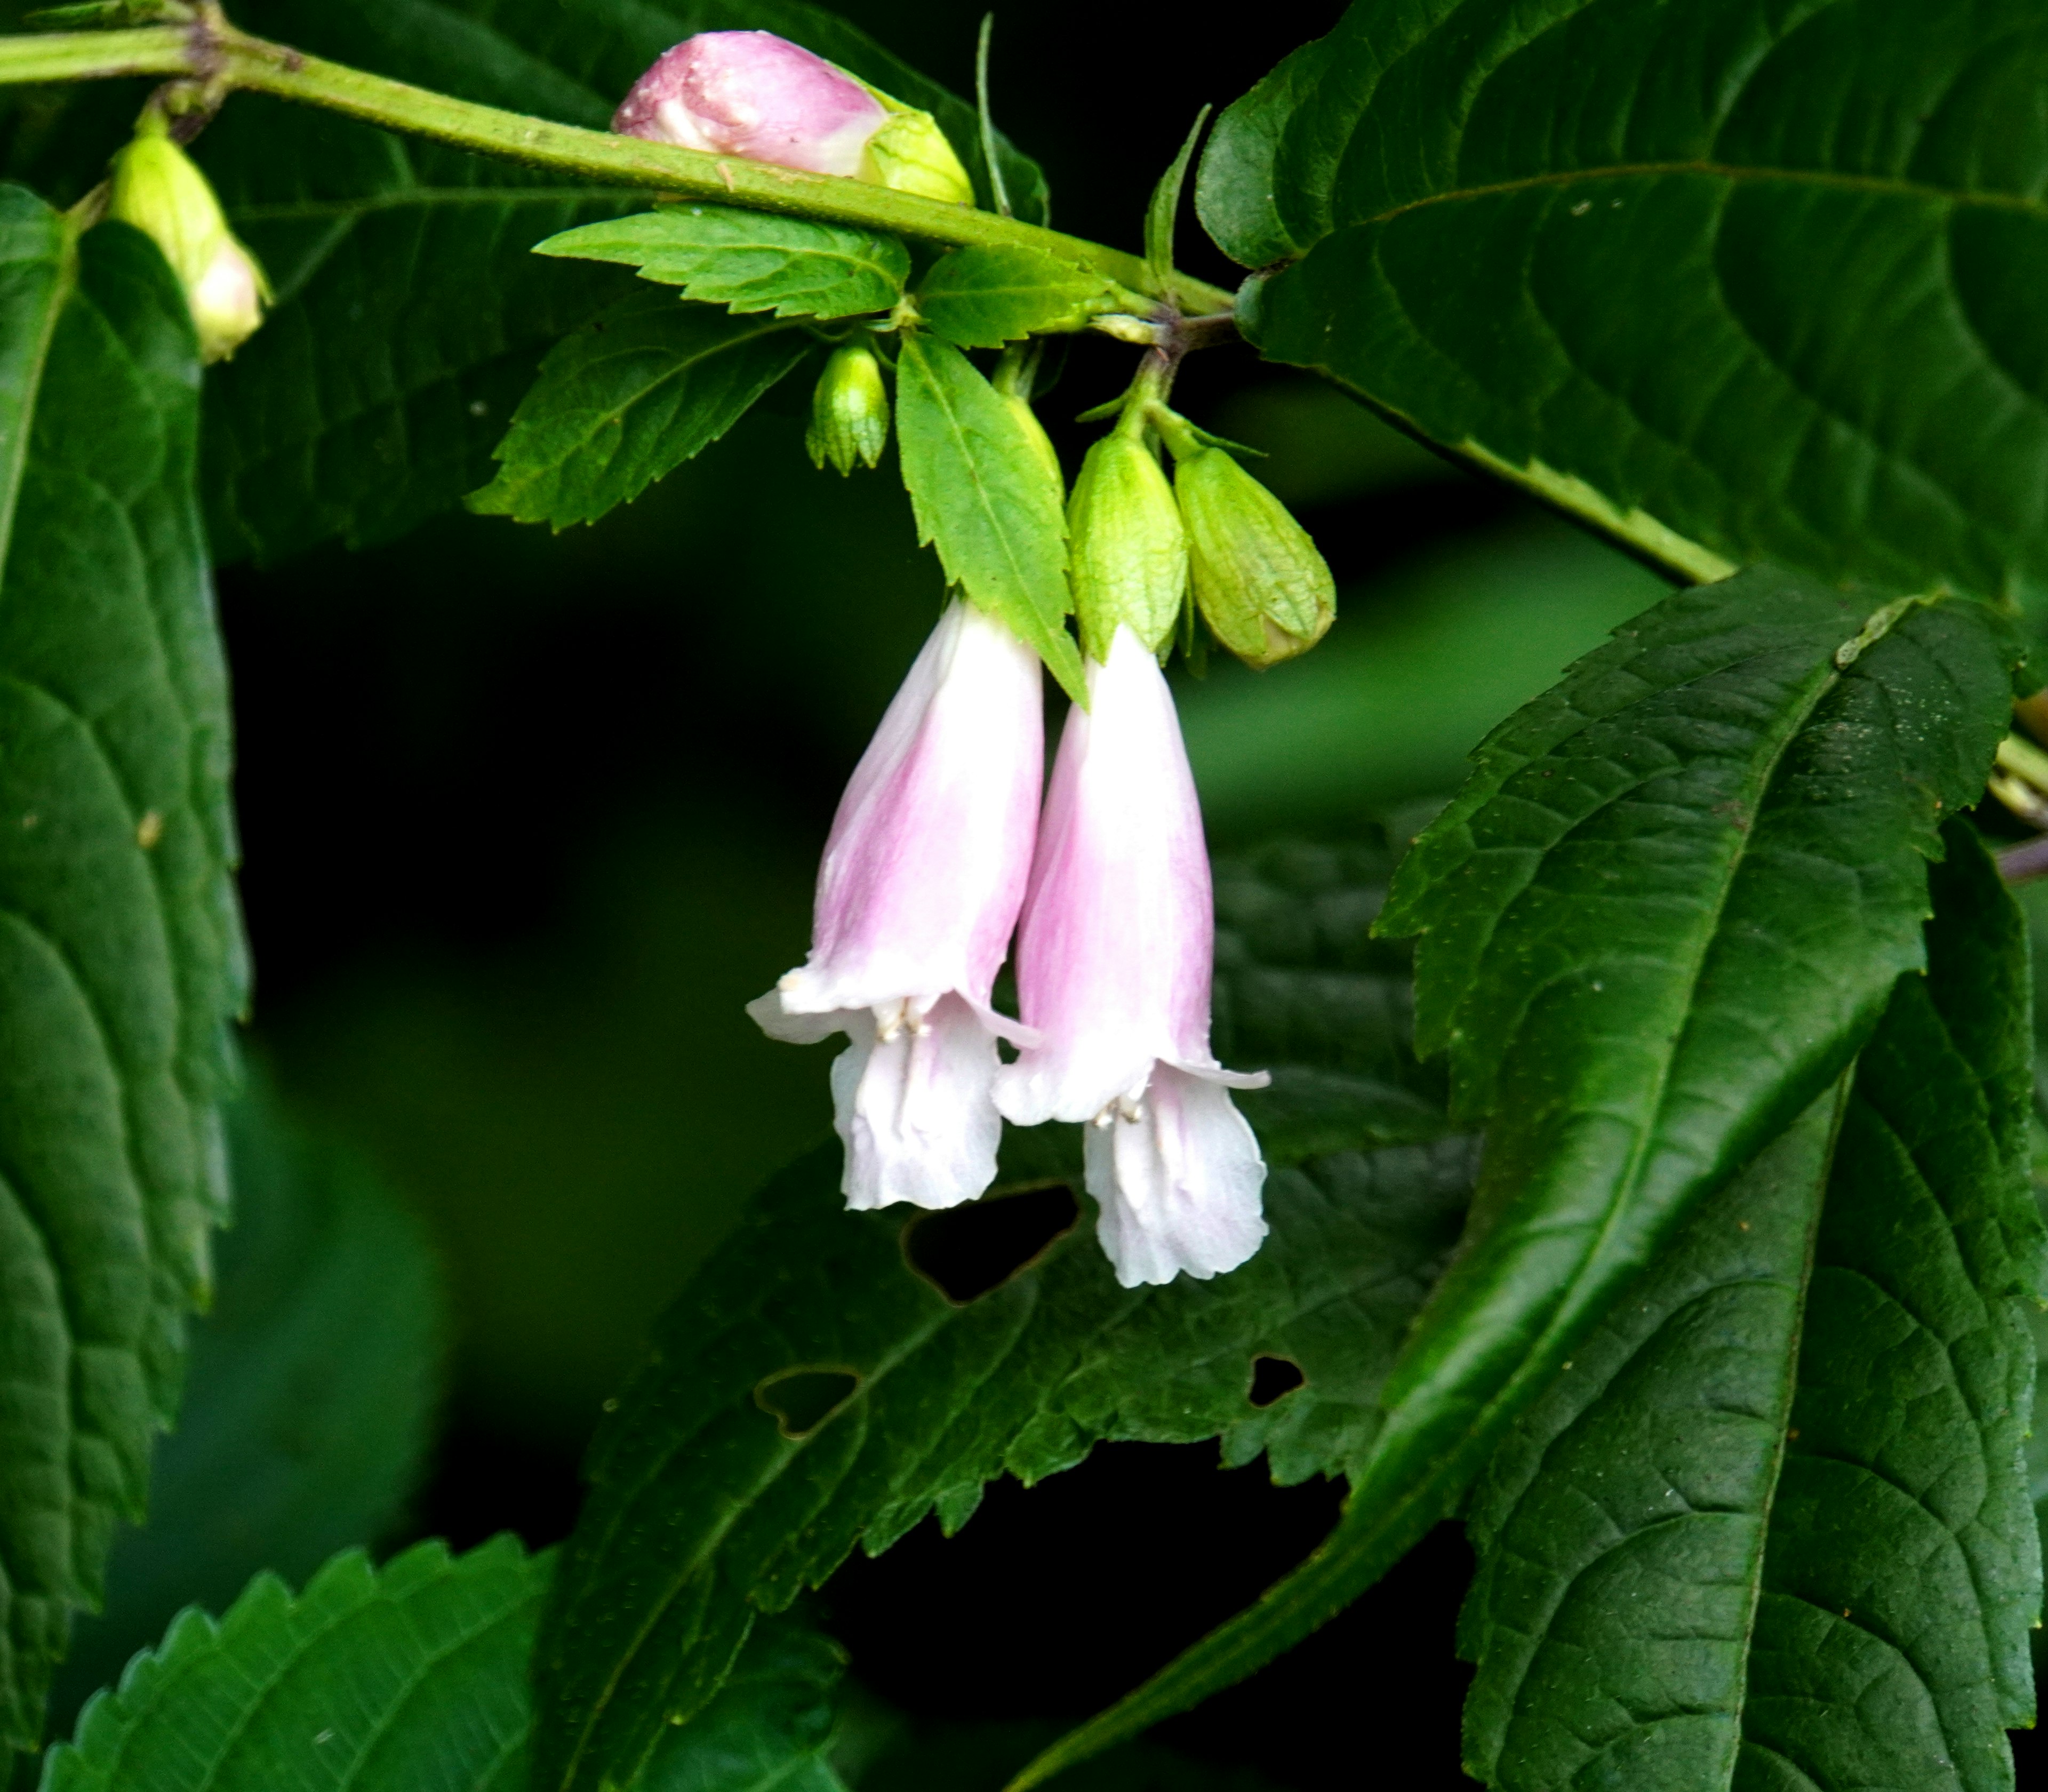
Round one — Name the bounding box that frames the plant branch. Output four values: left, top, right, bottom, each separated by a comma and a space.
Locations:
0, 20, 1239, 315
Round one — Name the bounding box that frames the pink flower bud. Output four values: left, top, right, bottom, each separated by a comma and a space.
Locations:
749, 600, 1043, 1211
994, 626, 1269, 1286
613, 31, 888, 178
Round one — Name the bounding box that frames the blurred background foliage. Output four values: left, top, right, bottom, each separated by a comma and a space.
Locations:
35, 1, 1708, 1783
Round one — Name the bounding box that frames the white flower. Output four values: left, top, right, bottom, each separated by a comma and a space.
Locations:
749, 599, 1042, 1210
995, 625, 1269, 1285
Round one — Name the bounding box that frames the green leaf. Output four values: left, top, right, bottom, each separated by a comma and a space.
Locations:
1460, 825, 2042, 1790
536, 207, 910, 319
1002, 572, 2020, 1786
42, 1539, 851, 1792
641, 1620, 850, 1792
914, 246, 1117, 348
531, 831, 1471, 1792
48, 1077, 446, 1731
894, 334, 1084, 699
0, 0, 1048, 563
468, 290, 809, 527
1197, 0, 2048, 604
1144, 110, 1210, 301
42, 1538, 542, 1792
0, 196, 243, 1751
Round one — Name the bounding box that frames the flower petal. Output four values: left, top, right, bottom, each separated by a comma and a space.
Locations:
1085, 1063, 1268, 1286
777, 598, 1043, 1020
830, 993, 1003, 1211
997, 625, 1249, 1124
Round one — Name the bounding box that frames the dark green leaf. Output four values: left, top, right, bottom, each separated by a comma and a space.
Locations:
42, 1538, 542, 1792
0, 0, 1047, 563
1198, 0, 2048, 603
914, 246, 1116, 348
1003, 573, 2020, 1785
468, 290, 809, 527
48, 1078, 446, 1731
537, 207, 909, 319
894, 333, 1084, 698
533, 832, 1471, 1792
1460, 826, 2042, 1790
641, 1619, 850, 1792
41, 1539, 850, 1792
1461, 1088, 1839, 1790
0, 196, 243, 1751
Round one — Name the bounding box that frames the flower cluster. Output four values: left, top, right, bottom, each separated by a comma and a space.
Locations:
623, 30, 1328, 1286
755, 597, 1269, 1289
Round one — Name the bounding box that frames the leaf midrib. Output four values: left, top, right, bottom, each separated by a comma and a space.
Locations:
1353, 157, 2048, 238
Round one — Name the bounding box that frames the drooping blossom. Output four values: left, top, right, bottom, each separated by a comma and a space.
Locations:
994, 625, 1269, 1286
749, 599, 1042, 1211
613, 31, 887, 175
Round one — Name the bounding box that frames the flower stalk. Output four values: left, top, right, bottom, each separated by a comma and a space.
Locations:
0, 15, 1237, 314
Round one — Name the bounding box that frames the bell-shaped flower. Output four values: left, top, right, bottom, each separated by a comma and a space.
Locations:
614, 31, 973, 203
994, 625, 1269, 1286
749, 599, 1042, 1211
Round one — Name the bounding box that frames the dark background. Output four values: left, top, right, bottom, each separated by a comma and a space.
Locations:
178, 3, 1905, 1786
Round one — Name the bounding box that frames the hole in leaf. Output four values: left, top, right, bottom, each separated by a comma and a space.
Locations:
904, 1183, 1079, 1304
754, 1366, 862, 1439
1248, 1354, 1306, 1407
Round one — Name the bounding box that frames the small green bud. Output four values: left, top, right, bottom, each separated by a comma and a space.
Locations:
108, 117, 269, 363
998, 388, 1063, 494
862, 102, 975, 206
807, 339, 890, 473
1068, 433, 1187, 660
1174, 447, 1335, 668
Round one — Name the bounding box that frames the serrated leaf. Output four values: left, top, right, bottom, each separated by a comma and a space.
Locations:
42, 1538, 542, 1792
1002, 572, 2021, 1786
0, 196, 243, 1751
49, 1078, 446, 1731
41, 1539, 851, 1792
915, 246, 1117, 348
1197, 0, 2048, 602
0, 0, 1047, 563
1460, 826, 2042, 1790
537, 207, 910, 319
894, 333, 1084, 698
532, 833, 1471, 1792
468, 290, 809, 527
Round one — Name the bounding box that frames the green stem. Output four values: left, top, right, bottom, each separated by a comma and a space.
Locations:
0, 20, 1238, 314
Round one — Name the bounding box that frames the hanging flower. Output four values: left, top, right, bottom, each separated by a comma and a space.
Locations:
994, 625, 1269, 1286
749, 599, 1042, 1211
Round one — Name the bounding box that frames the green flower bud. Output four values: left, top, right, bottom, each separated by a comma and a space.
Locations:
1068, 432, 1187, 660
108, 116, 270, 364
1174, 447, 1335, 668
806, 339, 890, 473
862, 102, 975, 206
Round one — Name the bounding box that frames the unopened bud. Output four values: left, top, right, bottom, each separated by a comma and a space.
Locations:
108, 117, 268, 363
807, 339, 890, 473
1068, 433, 1187, 660
1174, 447, 1335, 668
999, 389, 1063, 495
615, 31, 972, 204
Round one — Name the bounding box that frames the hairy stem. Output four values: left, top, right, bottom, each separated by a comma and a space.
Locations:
0, 21, 1238, 314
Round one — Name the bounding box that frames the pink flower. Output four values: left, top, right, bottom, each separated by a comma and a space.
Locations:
994, 625, 1269, 1286
749, 600, 1042, 1210
613, 31, 887, 177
